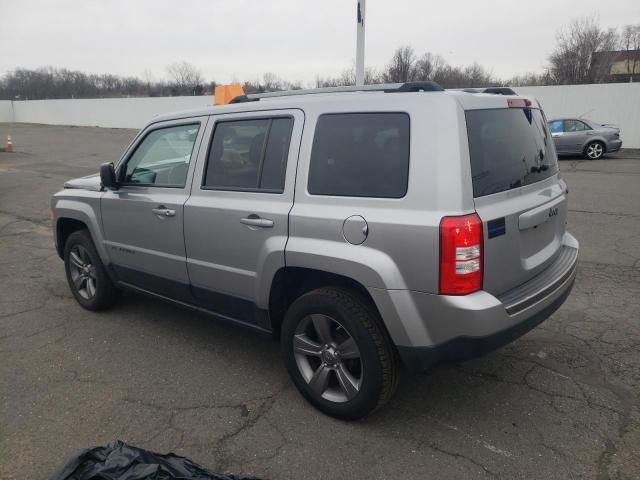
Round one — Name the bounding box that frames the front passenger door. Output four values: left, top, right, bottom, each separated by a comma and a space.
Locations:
101, 119, 207, 299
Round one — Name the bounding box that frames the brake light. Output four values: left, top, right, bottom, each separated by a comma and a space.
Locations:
507, 98, 532, 108
439, 213, 483, 295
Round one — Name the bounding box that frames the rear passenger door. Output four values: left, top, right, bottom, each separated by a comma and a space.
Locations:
184, 110, 303, 328
561, 119, 590, 154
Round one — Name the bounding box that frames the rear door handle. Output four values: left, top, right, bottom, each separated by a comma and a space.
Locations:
152, 206, 176, 217
240, 215, 274, 228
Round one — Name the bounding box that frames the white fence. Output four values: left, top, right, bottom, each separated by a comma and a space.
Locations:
1, 83, 639, 147
514, 83, 640, 148
0, 96, 213, 129
0, 100, 14, 124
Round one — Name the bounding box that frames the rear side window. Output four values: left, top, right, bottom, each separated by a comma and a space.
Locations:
203, 117, 293, 192
564, 119, 589, 132
308, 113, 410, 198
466, 108, 559, 198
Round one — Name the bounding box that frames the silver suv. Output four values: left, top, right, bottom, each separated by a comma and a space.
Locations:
51, 82, 579, 420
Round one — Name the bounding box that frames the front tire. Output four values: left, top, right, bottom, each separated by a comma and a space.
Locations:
584, 141, 604, 160
281, 287, 398, 420
64, 230, 119, 310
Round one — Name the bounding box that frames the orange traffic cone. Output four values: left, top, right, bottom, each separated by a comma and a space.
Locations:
5, 135, 13, 153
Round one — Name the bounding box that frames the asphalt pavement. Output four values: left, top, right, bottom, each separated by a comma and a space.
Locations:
1, 123, 639, 479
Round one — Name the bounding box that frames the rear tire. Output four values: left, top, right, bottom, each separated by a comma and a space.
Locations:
64, 230, 119, 310
584, 141, 604, 160
281, 287, 399, 420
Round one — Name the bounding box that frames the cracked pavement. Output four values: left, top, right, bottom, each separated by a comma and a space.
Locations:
1, 123, 639, 479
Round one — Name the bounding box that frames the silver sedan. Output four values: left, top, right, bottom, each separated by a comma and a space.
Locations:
548, 118, 622, 160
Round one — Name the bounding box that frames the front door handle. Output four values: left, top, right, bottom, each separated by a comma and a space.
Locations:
240, 215, 274, 228
152, 206, 176, 217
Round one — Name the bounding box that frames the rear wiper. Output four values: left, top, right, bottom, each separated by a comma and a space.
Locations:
530, 165, 549, 173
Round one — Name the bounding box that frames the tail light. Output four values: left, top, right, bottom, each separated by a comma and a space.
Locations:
439, 213, 483, 295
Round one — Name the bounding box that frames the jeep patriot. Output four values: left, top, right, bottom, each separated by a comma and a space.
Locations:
51, 82, 579, 419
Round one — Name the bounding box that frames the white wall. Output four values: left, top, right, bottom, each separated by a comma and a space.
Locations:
2, 83, 639, 147
0, 100, 14, 123
514, 83, 640, 148
8, 96, 213, 129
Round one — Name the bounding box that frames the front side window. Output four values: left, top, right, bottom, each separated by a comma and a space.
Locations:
548, 120, 563, 134
123, 123, 200, 187
308, 113, 410, 198
203, 117, 293, 192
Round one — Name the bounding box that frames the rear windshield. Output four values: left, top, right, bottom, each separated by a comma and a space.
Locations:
466, 108, 558, 197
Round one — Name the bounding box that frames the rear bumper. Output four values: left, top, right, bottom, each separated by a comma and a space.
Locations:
607, 139, 622, 152
369, 232, 578, 371
396, 275, 574, 370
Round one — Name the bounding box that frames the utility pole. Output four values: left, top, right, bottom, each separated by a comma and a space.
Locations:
355, 0, 366, 86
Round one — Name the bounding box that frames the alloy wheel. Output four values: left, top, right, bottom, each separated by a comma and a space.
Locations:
293, 314, 362, 403
68, 245, 97, 300
586, 143, 603, 159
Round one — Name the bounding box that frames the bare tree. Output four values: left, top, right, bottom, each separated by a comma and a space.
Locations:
549, 17, 618, 84
262, 72, 284, 91
508, 71, 553, 87
464, 63, 494, 87
620, 24, 640, 80
413, 53, 446, 81
384, 46, 416, 83
166, 61, 204, 95
315, 66, 381, 87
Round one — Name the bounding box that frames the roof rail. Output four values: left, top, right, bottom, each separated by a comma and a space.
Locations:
230, 81, 444, 103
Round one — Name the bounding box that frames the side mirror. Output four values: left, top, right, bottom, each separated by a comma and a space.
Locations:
100, 162, 118, 190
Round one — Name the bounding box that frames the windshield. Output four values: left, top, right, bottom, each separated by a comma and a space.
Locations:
466, 108, 559, 197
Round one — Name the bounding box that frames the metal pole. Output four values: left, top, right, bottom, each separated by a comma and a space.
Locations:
355, 0, 366, 86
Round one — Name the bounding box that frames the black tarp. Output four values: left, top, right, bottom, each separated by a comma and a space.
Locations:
49, 441, 261, 480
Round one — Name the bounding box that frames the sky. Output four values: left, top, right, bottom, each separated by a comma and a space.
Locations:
0, 0, 638, 85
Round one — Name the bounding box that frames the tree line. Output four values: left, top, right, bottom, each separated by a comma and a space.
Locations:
1, 17, 638, 100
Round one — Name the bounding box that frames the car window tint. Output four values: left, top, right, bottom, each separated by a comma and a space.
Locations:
123, 124, 200, 187
204, 119, 270, 190
466, 108, 559, 197
203, 117, 293, 192
308, 113, 410, 198
260, 118, 294, 191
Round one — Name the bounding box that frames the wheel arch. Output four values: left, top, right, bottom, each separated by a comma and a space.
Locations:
268, 266, 383, 339
55, 217, 89, 258
53, 198, 110, 264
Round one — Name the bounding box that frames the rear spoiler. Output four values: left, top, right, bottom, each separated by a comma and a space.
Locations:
460, 87, 517, 95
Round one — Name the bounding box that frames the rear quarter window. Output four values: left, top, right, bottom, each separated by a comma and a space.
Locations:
466, 108, 559, 197
308, 112, 410, 198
